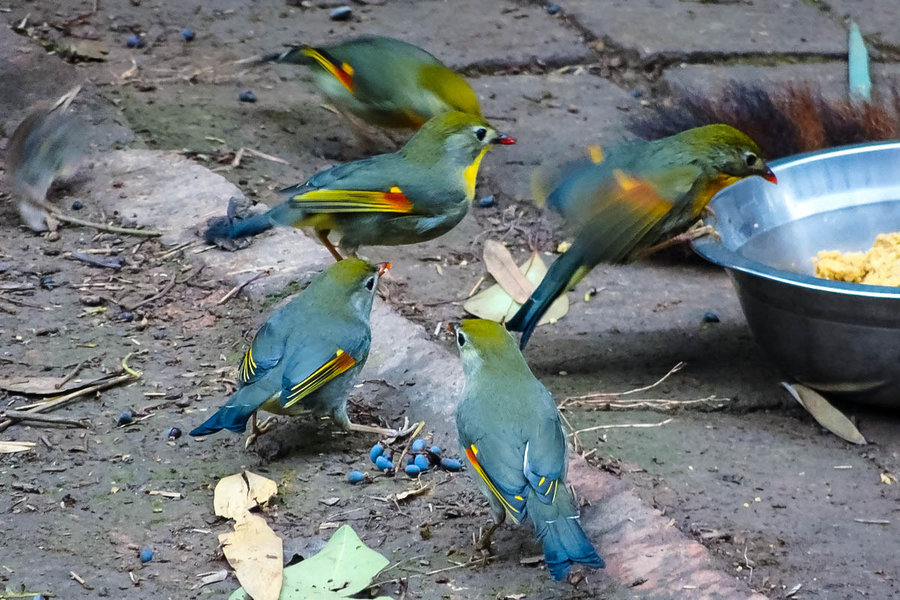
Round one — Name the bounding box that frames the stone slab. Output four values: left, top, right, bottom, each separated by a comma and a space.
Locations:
560, 0, 847, 60
663, 62, 900, 100
826, 0, 900, 49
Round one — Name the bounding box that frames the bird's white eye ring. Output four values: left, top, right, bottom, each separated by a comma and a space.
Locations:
474, 127, 487, 141
744, 152, 758, 167
457, 331, 466, 346
365, 276, 376, 291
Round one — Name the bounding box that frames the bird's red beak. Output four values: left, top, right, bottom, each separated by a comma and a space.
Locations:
377, 262, 392, 276
762, 167, 777, 184
492, 134, 516, 145
447, 321, 460, 334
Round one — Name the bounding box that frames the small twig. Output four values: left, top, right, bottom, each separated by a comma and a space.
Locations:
243, 147, 289, 165
49, 209, 162, 237
560, 362, 686, 407
156, 240, 199, 261
68, 251, 122, 269
70, 570, 92, 590
557, 410, 583, 454
393, 421, 426, 476
217, 270, 268, 305
466, 275, 486, 298
126, 275, 177, 311
0, 410, 89, 428
56, 359, 88, 389
230, 147, 245, 168
571, 418, 674, 437
853, 518, 890, 524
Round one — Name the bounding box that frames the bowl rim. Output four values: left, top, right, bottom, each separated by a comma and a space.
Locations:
692, 140, 900, 300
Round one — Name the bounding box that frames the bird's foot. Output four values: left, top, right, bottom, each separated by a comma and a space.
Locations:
474, 521, 501, 555
244, 415, 277, 448
346, 417, 419, 439
644, 222, 720, 256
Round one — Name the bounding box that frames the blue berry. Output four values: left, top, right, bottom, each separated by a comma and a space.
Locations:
440, 457, 462, 471
121, 311, 135, 322
546, 3, 561, 15
477, 195, 495, 208
404, 464, 421, 477
429, 445, 442, 457
411, 438, 426, 452
71, 200, 84, 211
407, 457, 415, 465
181, 28, 195, 42
126, 35, 144, 49
166, 427, 181, 440
369, 443, 383, 464
414, 454, 430, 471
140, 547, 154, 563
375, 455, 393, 471
347, 470, 365, 484
32, 596, 46, 600
239, 90, 257, 103
330, 6, 352, 21
702, 312, 720, 323
117, 410, 133, 426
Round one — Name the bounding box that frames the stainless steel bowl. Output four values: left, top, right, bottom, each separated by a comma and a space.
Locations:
693, 141, 900, 407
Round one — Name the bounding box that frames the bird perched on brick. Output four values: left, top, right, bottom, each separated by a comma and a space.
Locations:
190, 259, 401, 446
259, 35, 481, 130
204, 111, 514, 260
507, 124, 776, 348
453, 319, 604, 580
5, 107, 82, 232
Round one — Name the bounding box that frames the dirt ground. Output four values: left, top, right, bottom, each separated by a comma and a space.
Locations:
1, 1, 899, 600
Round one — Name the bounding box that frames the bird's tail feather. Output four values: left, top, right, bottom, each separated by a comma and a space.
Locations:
204, 203, 301, 243
527, 488, 604, 581
189, 385, 273, 436
506, 247, 586, 349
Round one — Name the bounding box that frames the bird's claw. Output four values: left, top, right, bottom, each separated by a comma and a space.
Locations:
244, 416, 277, 448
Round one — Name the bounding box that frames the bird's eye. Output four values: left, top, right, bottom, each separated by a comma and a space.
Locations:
474, 127, 487, 141
456, 331, 466, 346
745, 152, 758, 167
364, 276, 375, 291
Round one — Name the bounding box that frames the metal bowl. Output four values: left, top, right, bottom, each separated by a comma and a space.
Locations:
693, 141, 900, 407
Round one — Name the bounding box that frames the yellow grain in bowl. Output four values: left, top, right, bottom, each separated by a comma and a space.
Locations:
813, 232, 900, 286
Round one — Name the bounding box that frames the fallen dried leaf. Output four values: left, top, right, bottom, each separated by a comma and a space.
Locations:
781, 382, 867, 445
0, 441, 36, 453
219, 514, 283, 600
214, 471, 278, 519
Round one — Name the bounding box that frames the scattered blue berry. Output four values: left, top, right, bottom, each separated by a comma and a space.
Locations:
440, 457, 462, 471
239, 90, 257, 103
32, 596, 46, 600
121, 311, 135, 322
629, 88, 643, 99
407, 457, 415, 465
330, 6, 352, 21
477, 195, 495, 208
546, 2, 561, 15
117, 410, 133, 426
71, 200, 84, 211
369, 443, 383, 464
166, 427, 181, 440
347, 470, 365, 484
126, 35, 144, 49
140, 547, 154, 563
429, 445, 442, 457
702, 312, 720, 323
414, 454, 430, 471
404, 464, 421, 477
411, 438, 426, 452
375, 455, 393, 471
181, 28, 195, 42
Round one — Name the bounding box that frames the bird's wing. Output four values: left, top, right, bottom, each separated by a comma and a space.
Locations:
279, 156, 417, 215
237, 320, 286, 385
278, 334, 366, 410
522, 414, 568, 506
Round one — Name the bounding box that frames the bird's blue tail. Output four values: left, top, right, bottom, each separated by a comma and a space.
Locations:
527, 488, 604, 580
189, 385, 273, 437
204, 203, 300, 243
506, 247, 584, 349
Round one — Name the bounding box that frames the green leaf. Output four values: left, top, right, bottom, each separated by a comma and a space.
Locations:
229, 525, 391, 600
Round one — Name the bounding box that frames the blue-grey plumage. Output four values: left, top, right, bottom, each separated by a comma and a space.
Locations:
190, 259, 391, 443
5, 108, 83, 231
453, 319, 604, 580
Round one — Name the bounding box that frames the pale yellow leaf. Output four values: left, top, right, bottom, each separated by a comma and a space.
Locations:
0, 441, 36, 453
780, 382, 867, 445
880, 472, 897, 485
482, 240, 533, 304
219, 513, 283, 600
214, 471, 278, 520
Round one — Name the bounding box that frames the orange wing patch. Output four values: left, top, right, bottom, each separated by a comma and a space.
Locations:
301, 47, 355, 94
289, 188, 414, 214
283, 349, 356, 409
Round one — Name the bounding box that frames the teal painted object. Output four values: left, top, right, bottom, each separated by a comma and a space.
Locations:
848, 22, 872, 103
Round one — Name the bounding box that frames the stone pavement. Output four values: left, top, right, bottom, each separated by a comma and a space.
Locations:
3, 1, 900, 598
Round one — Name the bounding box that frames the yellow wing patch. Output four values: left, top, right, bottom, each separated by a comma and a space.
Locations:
290, 188, 414, 213
239, 347, 258, 383
465, 445, 522, 524
283, 349, 356, 409
301, 47, 354, 94
587, 144, 604, 164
